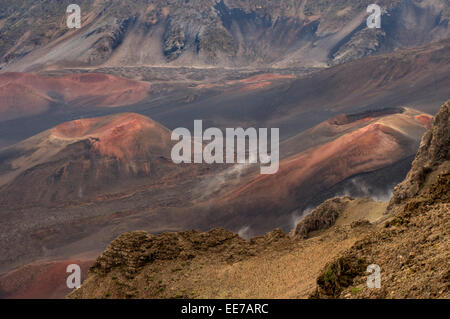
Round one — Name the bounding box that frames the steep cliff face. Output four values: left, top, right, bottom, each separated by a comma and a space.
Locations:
292, 197, 354, 239
312, 100, 450, 299
389, 101, 450, 209
1, 0, 449, 71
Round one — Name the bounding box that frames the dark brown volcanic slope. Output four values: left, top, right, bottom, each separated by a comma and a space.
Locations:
0, 72, 151, 121
0, 0, 448, 301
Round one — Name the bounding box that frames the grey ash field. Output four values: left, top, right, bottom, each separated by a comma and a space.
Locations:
0, 0, 449, 299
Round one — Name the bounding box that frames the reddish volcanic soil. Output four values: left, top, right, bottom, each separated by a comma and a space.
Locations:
0, 112, 182, 206
52, 113, 169, 160
226, 123, 407, 201
0, 259, 93, 299
195, 73, 294, 91
240, 81, 273, 92
238, 73, 294, 83
0, 72, 151, 121
414, 114, 433, 129
209, 110, 431, 232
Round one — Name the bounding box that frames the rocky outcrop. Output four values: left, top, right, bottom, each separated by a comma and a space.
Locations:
90, 228, 291, 277
292, 197, 354, 239
90, 229, 245, 276
68, 228, 292, 298
389, 100, 450, 208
